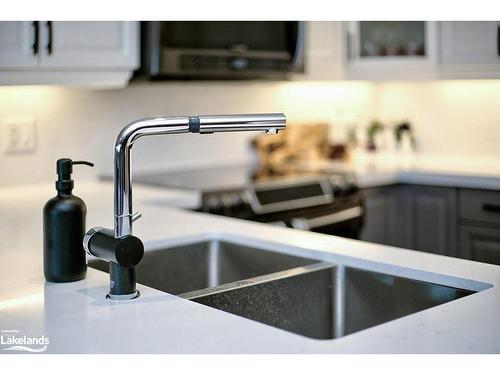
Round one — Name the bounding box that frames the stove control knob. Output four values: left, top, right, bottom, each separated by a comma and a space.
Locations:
234, 192, 248, 207
291, 218, 310, 231
205, 195, 223, 213
330, 183, 342, 196
220, 193, 235, 209
230, 192, 248, 207
240, 191, 250, 204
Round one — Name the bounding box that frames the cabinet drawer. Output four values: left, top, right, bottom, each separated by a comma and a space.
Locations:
459, 189, 500, 225
460, 226, 500, 265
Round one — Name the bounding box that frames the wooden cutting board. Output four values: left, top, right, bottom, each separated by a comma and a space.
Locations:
251, 123, 330, 170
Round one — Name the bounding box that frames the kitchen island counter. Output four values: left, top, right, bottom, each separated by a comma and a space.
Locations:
0, 181, 499, 353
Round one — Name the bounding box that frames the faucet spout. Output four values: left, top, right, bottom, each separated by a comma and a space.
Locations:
114, 113, 285, 238
85, 113, 286, 300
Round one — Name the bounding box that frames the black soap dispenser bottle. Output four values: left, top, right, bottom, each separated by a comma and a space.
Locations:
43, 158, 94, 282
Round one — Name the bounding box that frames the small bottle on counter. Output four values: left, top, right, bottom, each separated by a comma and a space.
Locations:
43, 158, 94, 282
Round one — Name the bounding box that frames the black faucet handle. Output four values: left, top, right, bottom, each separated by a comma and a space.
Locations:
83, 227, 144, 268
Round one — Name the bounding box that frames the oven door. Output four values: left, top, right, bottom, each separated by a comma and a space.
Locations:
289, 205, 364, 239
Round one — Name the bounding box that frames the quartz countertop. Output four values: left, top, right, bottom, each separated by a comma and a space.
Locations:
0, 180, 500, 353
293, 153, 500, 190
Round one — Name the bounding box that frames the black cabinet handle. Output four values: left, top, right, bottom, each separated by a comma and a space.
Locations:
497, 24, 500, 56
32, 21, 39, 55
46, 21, 53, 55
482, 203, 500, 213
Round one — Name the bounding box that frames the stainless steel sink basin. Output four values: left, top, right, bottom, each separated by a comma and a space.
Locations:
88, 239, 316, 295
89, 238, 475, 340
185, 263, 475, 340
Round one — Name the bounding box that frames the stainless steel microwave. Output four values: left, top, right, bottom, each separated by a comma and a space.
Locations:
141, 21, 304, 79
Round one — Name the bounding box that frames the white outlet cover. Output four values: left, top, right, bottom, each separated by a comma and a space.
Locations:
2, 116, 37, 154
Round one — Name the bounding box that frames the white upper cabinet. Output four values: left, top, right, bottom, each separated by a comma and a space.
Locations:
345, 21, 438, 80
39, 22, 138, 69
0, 21, 139, 87
0, 22, 38, 68
439, 21, 500, 78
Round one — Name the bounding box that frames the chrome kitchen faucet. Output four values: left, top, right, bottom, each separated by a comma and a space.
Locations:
83, 113, 286, 300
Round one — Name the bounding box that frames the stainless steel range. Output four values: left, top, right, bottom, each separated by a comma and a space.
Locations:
134, 164, 364, 239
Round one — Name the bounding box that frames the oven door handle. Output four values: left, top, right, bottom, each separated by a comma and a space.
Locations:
291, 206, 363, 231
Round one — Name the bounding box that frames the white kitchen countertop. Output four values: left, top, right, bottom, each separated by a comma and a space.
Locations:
294, 153, 500, 190
1, 179, 500, 353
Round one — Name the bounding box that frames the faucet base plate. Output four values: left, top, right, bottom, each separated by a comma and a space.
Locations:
106, 290, 140, 301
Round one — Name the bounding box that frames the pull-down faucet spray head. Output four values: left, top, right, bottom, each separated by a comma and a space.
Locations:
83, 113, 286, 300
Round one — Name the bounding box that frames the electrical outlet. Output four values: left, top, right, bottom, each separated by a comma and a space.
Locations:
2, 117, 37, 154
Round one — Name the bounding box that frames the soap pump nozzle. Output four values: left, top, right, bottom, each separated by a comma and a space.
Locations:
56, 158, 94, 194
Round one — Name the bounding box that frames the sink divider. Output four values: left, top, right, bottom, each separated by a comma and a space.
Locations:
208, 240, 220, 288
179, 261, 336, 301
333, 264, 345, 339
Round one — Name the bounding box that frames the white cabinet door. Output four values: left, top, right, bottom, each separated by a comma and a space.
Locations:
441, 21, 500, 65
439, 21, 500, 78
39, 21, 139, 69
0, 21, 38, 68
346, 21, 438, 80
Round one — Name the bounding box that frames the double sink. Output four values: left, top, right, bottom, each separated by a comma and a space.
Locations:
89, 239, 475, 340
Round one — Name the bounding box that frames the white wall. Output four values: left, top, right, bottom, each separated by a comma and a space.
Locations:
373, 80, 500, 158
0, 81, 374, 187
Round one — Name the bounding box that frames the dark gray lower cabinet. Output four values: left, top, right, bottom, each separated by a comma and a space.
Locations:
411, 186, 457, 256
386, 185, 414, 249
458, 189, 500, 265
460, 226, 500, 265
362, 185, 500, 264
361, 185, 457, 256
360, 187, 392, 245
360, 186, 413, 248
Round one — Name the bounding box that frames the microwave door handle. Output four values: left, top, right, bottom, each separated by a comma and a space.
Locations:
291, 206, 363, 231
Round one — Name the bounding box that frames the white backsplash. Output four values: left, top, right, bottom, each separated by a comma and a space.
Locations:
0, 81, 374, 187
373, 80, 500, 158
0, 79, 499, 188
